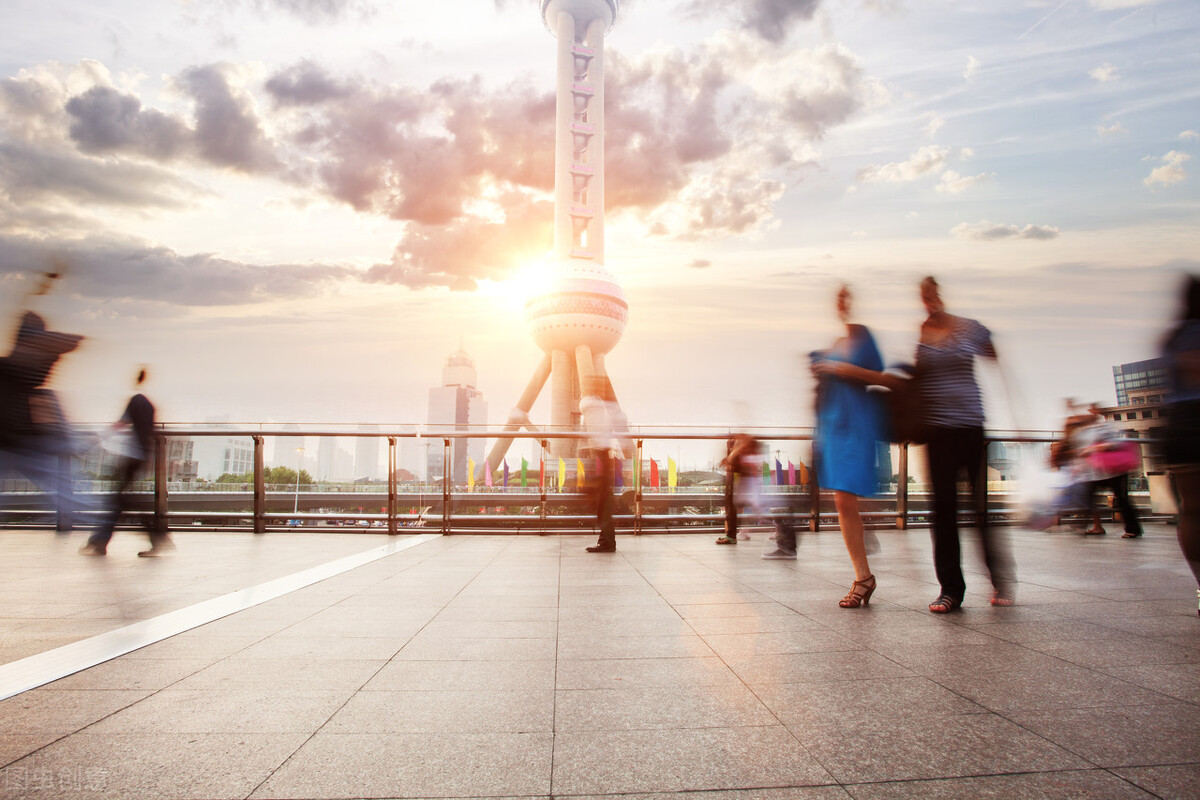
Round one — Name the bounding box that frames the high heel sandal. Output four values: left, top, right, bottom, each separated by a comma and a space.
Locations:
928, 594, 961, 614
839, 575, 876, 608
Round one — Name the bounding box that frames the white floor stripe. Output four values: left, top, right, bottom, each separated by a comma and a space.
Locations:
0, 533, 441, 701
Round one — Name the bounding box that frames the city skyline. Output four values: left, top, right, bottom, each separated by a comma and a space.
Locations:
1, 0, 1197, 436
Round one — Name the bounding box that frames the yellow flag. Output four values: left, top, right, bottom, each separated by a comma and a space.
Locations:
558, 457, 566, 491
576, 458, 585, 488
467, 456, 475, 489
668, 457, 678, 490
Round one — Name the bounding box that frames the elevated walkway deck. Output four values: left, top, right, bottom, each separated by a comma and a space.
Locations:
0, 524, 1197, 799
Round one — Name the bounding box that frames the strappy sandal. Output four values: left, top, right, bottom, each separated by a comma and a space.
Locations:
715, 536, 737, 545
839, 575, 876, 608
928, 594, 961, 613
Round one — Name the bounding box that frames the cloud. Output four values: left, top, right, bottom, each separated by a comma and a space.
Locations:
263, 61, 353, 107
1143, 150, 1190, 187
950, 221, 1060, 241
1089, 63, 1120, 82
935, 170, 993, 194
64, 86, 191, 161
856, 145, 949, 183
366, 192, 553, 290
1181, 130, 1199, 141
174, 64, 281, 174
964, 56, 980, 80
924, 114, 945, 138
0, 233, 356, 306
1088, 1, 1163, 9
688, 259, 712, 269
1096, 122, 1127, 137
233, 0, 376, 24
684, 0, 822, 43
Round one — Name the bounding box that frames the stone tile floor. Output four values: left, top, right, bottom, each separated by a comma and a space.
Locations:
0, 524, 1197, 799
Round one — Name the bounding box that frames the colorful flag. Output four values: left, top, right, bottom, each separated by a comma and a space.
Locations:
576, 458, 585, 489
484, 460, 492, 488
775, 458, 783, 485
539, 457, 545, 490
667, 457, 677, 490
503, 460, 509, 489
787, 460, 796, 486
520, 458, 528, 487
467, 457, 475, 489
633, 457, 641, 488
650, 459, 660, 488
558, 457, 566, 491
761, 461, 770, 485
799, 462, 809, 486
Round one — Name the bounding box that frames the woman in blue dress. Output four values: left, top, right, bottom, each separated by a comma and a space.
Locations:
812, 285, 887, 608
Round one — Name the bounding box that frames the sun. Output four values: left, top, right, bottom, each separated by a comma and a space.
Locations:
479, 256, 555, 310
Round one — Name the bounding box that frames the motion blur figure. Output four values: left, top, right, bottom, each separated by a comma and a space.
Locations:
581, 375, 622, 553
1159, 275, 1200, 615
808, 285, 887, 603
80, 368, 173, 557
716, 434, 767, 546
0, 267, 84, 530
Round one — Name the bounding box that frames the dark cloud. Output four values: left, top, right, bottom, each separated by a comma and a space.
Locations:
264, 61, 353, 107
365, 193, 553, 290
950, 221, 1061, 241
176, 65, 280, 173
686, 0, 822, 43
0, 139, 201, 209
65, 86, 190, 161
0, 233, 356, 306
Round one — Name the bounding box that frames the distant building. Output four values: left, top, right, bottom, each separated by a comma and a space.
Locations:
355, 426, 381, 481
427, 348, 487, 484
1113, 358, 1168, 407
191, 434, 254, 481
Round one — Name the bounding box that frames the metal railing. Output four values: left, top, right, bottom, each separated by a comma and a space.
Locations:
0, 426, 1168, 534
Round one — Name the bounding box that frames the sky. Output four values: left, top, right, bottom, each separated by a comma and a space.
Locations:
1, 0, 1198, 451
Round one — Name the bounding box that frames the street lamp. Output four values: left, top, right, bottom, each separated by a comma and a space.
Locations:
293, 446, 305, 514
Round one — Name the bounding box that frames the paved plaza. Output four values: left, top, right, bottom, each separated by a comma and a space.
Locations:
0, 523, 1198, 799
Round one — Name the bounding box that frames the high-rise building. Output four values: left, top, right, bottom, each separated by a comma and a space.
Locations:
427, 349, 487, 484
1113, 358, 1168, 407
354, 426, 381, 481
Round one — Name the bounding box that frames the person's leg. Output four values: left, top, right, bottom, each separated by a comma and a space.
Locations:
718, 470, 738, 544
85, 459, 136, 552
926, 429, 966, 604
1110, 474, 1143, 536
596, 455, 616, 549
1171, 468, 1200, 587
836, 490, 871, 582
965, 428, 1016, 600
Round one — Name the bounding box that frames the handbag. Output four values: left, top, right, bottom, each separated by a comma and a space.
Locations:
1087, 440, 1140, 477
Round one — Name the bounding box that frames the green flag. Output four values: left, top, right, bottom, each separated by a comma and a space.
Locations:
520, 457, 528, 487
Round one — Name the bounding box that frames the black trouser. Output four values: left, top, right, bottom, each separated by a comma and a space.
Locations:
926, 426, 1015, 601
1087, 474, 1142, 535
723, 468, 738, 537
594, 454, 616, 548
88, 458, 160, 547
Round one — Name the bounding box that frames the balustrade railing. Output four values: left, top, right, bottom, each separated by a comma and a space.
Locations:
0, 426, 1170, 534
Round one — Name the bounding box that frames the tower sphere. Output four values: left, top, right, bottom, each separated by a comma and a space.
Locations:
540, 0, 618, 34
525, 260, 627, 356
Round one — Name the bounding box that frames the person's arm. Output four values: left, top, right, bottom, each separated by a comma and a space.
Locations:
813, 360, 907, 390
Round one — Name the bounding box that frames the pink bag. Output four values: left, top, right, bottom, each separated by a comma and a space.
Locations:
1087, 441, 1140, 477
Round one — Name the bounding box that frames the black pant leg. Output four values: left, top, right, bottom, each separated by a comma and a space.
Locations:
926, 428, 966, 601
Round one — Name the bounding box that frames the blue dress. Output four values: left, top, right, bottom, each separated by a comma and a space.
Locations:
815, 325, 886, 497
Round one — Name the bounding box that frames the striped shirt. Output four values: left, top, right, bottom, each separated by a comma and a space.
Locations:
915, 317, 992, 428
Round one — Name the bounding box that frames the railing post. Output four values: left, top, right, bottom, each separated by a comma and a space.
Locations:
253, 435, 265, 534
634, 438, 643, 535
896, 443, 908, 530
387, 436, 397, 535
539, 439, 549, 535
154, 432, 168, 532
442, 438, 451, 535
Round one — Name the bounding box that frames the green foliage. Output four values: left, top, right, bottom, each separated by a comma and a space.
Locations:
215, 467, 314, 485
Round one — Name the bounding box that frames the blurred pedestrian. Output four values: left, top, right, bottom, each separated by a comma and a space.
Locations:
1160, 275, 1200, 615
1072, 403, 1143, 538
0, 266, 84, 530
79, 368, 173, 557
807, 285, 886, 604
717, 433, 766, 546
581, 375, 623, 553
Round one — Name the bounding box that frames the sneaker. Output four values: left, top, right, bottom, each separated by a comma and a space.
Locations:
761, 548, 796, 560
78, 543, 107, 556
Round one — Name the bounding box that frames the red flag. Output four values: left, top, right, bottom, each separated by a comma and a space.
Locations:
649, 459, 660, 488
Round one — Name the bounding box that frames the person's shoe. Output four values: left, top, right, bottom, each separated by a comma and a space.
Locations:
737, 530, 751, 540
78, 543, 106, 556
1084, 527, 1106, 536
928, 594, 961, 614
1121, 531, 1142, 538
715, 536, 737, 545
990, 588, 1016, 607
586, 544, 616, 553
138, 537, 176, 557
840, 575, 876, 608
761, 548, 796, 560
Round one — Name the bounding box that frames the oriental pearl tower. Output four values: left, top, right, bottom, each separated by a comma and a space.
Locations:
485, 0, 627, 468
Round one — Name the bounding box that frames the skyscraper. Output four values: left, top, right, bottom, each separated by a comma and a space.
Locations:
428, 349, 487, 484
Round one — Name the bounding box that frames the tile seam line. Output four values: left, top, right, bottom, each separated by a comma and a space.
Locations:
0, 533, 443, 701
